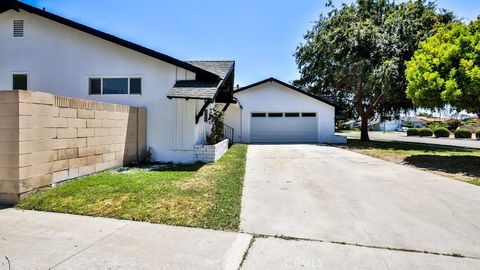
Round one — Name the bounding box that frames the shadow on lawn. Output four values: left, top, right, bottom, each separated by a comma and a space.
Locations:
347, 139, 476, 153
403, 155, 480, 178
133, 162, 205, 172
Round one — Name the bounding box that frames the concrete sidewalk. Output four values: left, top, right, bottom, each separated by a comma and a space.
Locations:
0, 208, 252, 270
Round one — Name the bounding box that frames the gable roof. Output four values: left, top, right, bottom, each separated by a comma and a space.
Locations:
187, 61, 235, 80
234, 77, 338, 108
1, 0, 219, 82
167, 61, 235, 100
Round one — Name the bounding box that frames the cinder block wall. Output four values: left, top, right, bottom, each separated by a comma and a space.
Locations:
0, 90, 147, 204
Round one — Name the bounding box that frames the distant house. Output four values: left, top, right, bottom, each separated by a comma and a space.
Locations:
369, 120, 402, 131
401, 116, 427, 128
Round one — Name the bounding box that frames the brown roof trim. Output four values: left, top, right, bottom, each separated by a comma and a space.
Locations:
234, 77, 338, 108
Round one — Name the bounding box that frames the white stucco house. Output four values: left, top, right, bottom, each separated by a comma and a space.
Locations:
224, 78, 345, 144
0, 1, 343, 163
0, 0, 237, 163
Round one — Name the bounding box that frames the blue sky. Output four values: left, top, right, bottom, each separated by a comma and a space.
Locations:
22, 0, 480, 86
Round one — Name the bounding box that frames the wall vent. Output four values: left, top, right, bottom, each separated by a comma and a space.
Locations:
13, 20, 24, 37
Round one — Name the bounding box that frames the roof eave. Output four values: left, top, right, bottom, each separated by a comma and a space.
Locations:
235, 77, 339, 108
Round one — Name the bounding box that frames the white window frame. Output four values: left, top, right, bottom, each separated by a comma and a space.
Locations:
88, 76, 143, 96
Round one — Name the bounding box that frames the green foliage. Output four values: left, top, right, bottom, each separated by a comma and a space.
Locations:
462, 119, 479, 127
427, 121, 460, 131
418, 128, 434, 137
406, 19, 480, 117
434, 127, 450, 137
476, 130, 480, 140
455, 129, 473, 139
407, 128, 420, 136
294, 0, 452, 141
207, 106, 225, 145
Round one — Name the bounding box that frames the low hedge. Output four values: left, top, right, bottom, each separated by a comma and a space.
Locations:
454, 129, 472, 139
418, 128, 433, 137
407, 128, 420, 136
477, 130, 480, 140
434, 127, 450, 138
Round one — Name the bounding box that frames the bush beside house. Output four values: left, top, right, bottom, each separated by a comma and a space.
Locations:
455, 129, 472, 139
434, 128, 450, 138
407, 128, 420, 136
418, 128, 433, 137
477, 130, 480, 140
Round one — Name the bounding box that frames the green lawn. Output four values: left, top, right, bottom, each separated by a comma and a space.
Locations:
343, 139, 480, 186
17, 144, 248, 231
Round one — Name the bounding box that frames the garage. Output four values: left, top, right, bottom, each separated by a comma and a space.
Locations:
250, 112, 318, 143
223, 77, 346, 144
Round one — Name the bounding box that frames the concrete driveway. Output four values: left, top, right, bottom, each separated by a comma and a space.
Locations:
240, 144, 480, 269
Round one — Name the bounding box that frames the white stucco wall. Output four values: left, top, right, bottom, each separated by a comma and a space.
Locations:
0, 10, 202, 162
224, 81, 338, 143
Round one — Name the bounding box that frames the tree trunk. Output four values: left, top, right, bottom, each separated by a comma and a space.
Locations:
360, 115, 370, 141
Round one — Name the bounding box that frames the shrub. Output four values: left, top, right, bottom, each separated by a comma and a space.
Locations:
418, 128, 433, 137
407, 128, 419, 136
206, 106, 225, 145
476, 130, 480, 140
433, 127, 450, 138
454, 129, 472, 139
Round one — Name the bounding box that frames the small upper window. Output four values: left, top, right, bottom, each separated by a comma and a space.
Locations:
268, 113, 283, 117
89, 78, 101, 95
285, 113, 300, 117
13, 20, 24, 37
13, 74, 27, 90
302, 113, 317, 117
252, 113, 266, 118
130, 78, 142, 95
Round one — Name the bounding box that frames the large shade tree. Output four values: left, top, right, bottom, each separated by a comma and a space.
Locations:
406, 19, 480, 119
294, 0, 453, 141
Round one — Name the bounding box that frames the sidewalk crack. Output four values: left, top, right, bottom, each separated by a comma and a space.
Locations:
237, 236, 256, 270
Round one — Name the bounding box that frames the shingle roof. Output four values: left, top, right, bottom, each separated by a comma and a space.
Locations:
186, 61, 235, 80
167, 61, 235, 100
167, 81, 220, 100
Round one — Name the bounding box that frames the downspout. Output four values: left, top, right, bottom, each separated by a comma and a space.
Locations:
233, 97, 243, 143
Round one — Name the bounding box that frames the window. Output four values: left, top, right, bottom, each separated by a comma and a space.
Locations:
302, 113, 317, 117
268, 113, 283, 117
89, 78, 101, 95
12, 74, 27, 90
252, 113, 266, 117
103, 78, 128, 94
130, 78, 142, 94
89, 77, 142, 95
13, 20, 24, 37
285, 113, 300, 117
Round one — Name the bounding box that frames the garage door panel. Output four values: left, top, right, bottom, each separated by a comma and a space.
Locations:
250, 114, 318, 143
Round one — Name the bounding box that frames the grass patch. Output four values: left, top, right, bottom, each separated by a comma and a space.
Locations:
342, 139, 480, 186
17, 144, 248, 231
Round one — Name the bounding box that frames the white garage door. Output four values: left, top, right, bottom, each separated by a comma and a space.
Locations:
250, 112, 318, 143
